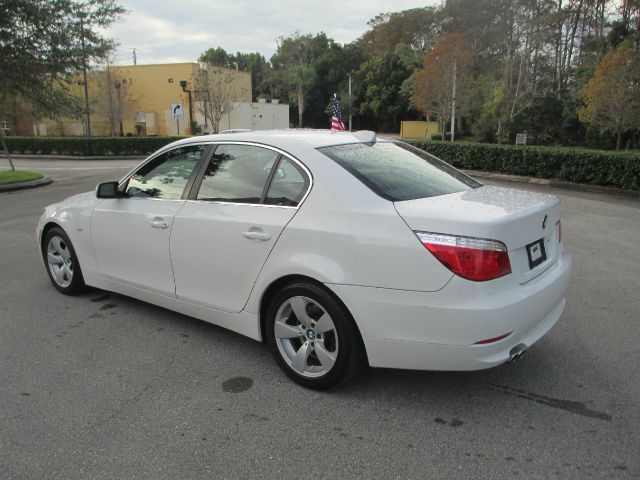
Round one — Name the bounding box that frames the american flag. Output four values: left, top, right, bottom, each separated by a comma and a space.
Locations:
331, 94, 345, 131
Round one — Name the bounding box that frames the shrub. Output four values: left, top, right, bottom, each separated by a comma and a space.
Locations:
4, 136, 187, 156
408, 140, 640, 191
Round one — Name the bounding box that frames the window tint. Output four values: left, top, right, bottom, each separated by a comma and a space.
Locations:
126, 145, 205, 199
265, 158, 309, 207
318, 142, 481, 202
196, 144, 279, 204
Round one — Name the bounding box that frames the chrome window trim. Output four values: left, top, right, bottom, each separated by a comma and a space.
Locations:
184, 199, 298, 209
117, 141, 314, 209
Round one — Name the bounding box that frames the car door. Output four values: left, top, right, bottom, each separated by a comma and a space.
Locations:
170, 143, 311, 313
91, 144, 209, 295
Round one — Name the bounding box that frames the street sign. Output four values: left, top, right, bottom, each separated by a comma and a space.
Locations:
516, 133, 527, 145
171, 103, 184, 119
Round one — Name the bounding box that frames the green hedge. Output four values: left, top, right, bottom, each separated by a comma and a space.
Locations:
4, 136, 187, 156
409, 140, 640, 191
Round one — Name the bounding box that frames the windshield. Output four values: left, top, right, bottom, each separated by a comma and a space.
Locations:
318, 141, 481, 202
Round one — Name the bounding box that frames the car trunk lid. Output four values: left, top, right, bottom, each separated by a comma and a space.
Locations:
394, 185, 561, 284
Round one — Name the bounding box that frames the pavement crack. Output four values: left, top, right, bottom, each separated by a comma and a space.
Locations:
485, 383, 612, 421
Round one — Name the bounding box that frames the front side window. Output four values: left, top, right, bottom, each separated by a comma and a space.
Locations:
196, 144, 280, 204
318, 141, 481, 202
126, 145, 206, 199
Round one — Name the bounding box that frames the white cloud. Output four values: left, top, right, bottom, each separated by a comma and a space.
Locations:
107, 0, 436, 65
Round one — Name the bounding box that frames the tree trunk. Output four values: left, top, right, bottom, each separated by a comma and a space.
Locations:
297, 84, 304, 128
563, 0, 583, 89
616, 127, 622, 151
555, 0, 563, 98
0, 127, 16, 172
450, 59, 457, 142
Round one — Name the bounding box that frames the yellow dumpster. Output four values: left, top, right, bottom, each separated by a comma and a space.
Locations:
400, 121, 440, 140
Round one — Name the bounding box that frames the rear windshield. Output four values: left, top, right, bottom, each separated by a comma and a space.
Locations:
318, 141, 481, 202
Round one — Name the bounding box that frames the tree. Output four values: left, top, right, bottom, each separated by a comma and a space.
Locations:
199, 48, 273, 101
195, 66, 249, 133
271, 33, 318, 127
234, 52, 271, 100
199, 47, 233, 69
354, 43, 421, 132
0, 0, 124, 169
93, 66, 137, 136
579, 41, 640, 150
359, 7, 443, 55
412, 33, 474, 139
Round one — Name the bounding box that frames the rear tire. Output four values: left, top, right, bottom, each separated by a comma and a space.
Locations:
42, 227, 86, 295
265, 281, 366, 390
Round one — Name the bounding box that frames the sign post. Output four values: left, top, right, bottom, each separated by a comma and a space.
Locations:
516, 133, 527, 146
171, 103, 184, 135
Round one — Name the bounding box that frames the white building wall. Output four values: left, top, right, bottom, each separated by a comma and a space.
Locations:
195, 102, 289, 133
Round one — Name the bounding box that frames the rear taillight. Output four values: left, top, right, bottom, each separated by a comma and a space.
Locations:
416, 232, 511, 282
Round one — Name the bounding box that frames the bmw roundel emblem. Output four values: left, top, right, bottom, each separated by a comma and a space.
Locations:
542, 214, 548, 230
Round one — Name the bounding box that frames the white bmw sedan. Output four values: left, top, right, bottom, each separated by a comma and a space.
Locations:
38, 130, 572, 389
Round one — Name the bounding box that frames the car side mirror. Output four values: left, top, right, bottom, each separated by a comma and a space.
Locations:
96, 181, 123, 199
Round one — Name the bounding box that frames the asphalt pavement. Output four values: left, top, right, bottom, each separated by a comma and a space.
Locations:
1, 158, 639, 479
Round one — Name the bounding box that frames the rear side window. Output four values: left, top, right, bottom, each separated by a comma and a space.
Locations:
318, 142, 481, 202
265, 158, 309, 207
195, 144, 279, 204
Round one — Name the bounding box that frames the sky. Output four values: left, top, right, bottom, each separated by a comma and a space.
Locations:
107, 0, 436, 65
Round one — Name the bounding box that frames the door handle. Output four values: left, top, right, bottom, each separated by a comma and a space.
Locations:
242, 229, 272, 241
150, 217, 169, 229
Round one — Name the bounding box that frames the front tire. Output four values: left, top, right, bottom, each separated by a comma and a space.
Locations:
42, 227, 86, 295
265, 282, 366, 390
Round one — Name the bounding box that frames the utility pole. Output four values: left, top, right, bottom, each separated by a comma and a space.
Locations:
179, 80, 194, 134
79, 11, 91, 137
114, 82, 123, 136
106, 62, 115, 136
348, 72, 352, 132
450, 58, 457, 142
130, 48, 138, 65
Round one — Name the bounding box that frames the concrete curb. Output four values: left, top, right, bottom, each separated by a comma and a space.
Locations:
10, 154, 147, 161
465, 169, 640, 199
0, 177, 53, 193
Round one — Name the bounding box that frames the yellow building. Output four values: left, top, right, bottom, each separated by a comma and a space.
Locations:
37, 63, 251, 136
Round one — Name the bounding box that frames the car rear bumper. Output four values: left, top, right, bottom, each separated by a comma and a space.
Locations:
327, 249, 572, 371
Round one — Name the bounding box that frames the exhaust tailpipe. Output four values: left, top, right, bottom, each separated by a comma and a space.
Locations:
508, 344, 528, 363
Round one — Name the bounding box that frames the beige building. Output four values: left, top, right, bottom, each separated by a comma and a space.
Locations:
36, 63, 252, 136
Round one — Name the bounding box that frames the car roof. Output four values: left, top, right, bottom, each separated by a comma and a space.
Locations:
171, 129, 388, 150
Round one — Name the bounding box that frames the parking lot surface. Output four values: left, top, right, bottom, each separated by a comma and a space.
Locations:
1, 160, 639, 479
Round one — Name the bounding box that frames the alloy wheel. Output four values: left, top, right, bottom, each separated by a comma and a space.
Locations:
273, 295, 339, 378
47, 235, 74, 288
